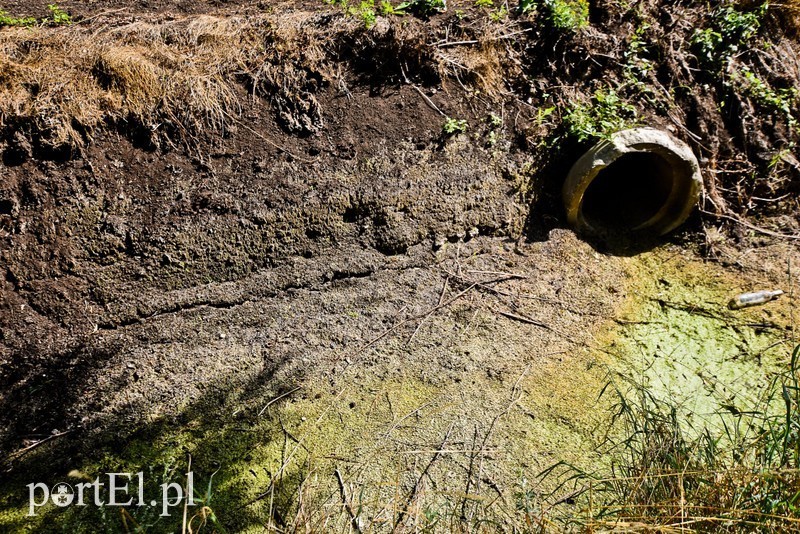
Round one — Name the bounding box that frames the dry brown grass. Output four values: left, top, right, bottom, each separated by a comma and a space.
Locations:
0, 12, 353, 153
0, 16, 257, 151
0, 8, 529, 154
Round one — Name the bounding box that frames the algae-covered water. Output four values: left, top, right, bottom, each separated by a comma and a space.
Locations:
605, 252, 795, 433
1, 244, 795, 532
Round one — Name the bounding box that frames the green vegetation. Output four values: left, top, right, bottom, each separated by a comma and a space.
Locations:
542, 0, 588, 31
486, 113, 503, 145
326, 0, 379, 27
563, 89, 637, 142
622, 22, 654, 91
442, 116, 468, 134
396, 0, 446, 16
520, 0, 589, 31
46, 4, 72, 26
327, 0, 445, 18
475, 0, 494, 8
490, 5, 508, 21
543, 344, 800, 531
738, 66, 799, 129
379, 0, 400, 15
356, 0, 378, 27
692, 2, 767, 69
690, 3, 796, 132
0, 10, 38, 27
0, 4, 71, 27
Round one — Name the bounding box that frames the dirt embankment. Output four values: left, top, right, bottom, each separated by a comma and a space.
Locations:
0, 2, 539, 457
0, 0, 798, 530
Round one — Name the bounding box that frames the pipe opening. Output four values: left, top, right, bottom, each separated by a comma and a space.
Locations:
563, 128, 702, 237
580, 152, 674, 232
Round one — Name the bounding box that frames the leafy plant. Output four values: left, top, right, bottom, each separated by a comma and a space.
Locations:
692, 3, 767, 69
563, 89, 637, 142
738, 66, 799, 129
0, 10, 37, 27
546, 0, 588, 30
46, 4, 72, 26
521, 0, 588, 31
475, 0, 494, 7
622, 22, 654, 87
0, 4, 71, 27
442, 117, 468, 134
486, 115, 502, 146
379, 0, 400, 15
355, 0, 378, 27
536, 105, 555, 125
619, 21, 668, 112
326, 0, 382, 27
490, 5, 508, 21
396, 0, 446, 16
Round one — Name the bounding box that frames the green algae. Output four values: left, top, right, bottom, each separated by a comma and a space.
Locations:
0, 369, 605, 532
2, 246, 794, 532
603, 251, 795, 434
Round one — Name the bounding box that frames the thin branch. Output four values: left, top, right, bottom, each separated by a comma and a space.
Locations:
362, 283, 478, 351
335, 469, 363, 534
229, 115, 318, 164
701, 209, 800, 240
258, 386, 302, 416
394, 423, 455, 531
412, 85, 446, 117
3, 430, 72, 470
496, 309, 552, 330
434, 28, 534, 48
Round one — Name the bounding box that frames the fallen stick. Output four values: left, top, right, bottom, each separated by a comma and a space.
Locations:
496, 309, 552, 330
335, 469, 363, 534
3, 430, 72, 471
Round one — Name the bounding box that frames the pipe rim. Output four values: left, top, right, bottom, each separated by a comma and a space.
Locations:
562, 128, 702, 236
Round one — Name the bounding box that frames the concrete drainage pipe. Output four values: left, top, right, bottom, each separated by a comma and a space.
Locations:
563, 127, 702, 236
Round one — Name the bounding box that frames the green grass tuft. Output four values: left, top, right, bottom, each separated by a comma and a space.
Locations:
541, 344, 800, 532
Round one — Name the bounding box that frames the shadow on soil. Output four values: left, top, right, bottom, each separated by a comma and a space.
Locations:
0, 358, 302, 532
